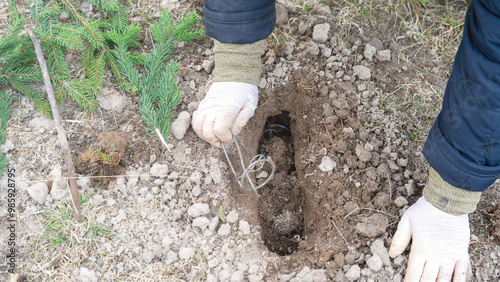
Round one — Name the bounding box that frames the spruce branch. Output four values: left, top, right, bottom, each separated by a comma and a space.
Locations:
27, 29, 82, 222
3, 0, 202, 157
8, 0, 19, 23
5, 76, 51, 115
112, 10, 202, 141
0, 90, 13, 174
58, 0, 104, 49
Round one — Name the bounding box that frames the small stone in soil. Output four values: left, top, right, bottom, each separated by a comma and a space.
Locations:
292, 266, 327, 282
376, 50, 391, 61
256, 171, 268, 179
345, 248, 360, 265
345, 265, 361, 281
319, 156, 336, 172
226, 210, 239, 224
231, 271, 245, 282
97, 88, 128, 113
364, 44, 377, 61
300, 42, 320, 56
397, 158, 408, 167
142, 249, 155, 263
162, 236, 173, 250
374, 192, 390, 208
59, 10, 69, 20
209, 216, 219, 231
355, 213, 388, 238
355, 144, 372, 162
150, 163, 169, 178
344, 201, 360, 216
313, 23, 330, 43
202, 60, 214, 73
1, 139, 14, 152
187, 203, 209, 218
192, 216, 210, 229
298, 22, 308, 35
192, 185, 201, 197
166, 251, 178, 264
393, 255, 406, 268
405, 181, 415, 196
79, 267, 97, 282
239, 220, 251, 234
370, 239, 391, 267
366, 254, 383, 272
218, 223, 231, 236
353, 65, 371, 80
276, 3, 288, 25
81, 2, 93, 15
171, 111, 191, 140
28, 182, 49, 205
393, 196, 408, 208
210, 163, 223, 184
279, 272, 296, 281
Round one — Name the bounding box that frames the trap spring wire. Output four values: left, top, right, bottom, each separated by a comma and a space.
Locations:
221, 135, 275, 194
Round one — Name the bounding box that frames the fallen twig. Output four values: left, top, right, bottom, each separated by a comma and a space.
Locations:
331, 217, 350, 248
343, 207, 397, 220
155, 127, 171, 152
27, 29, 82, 222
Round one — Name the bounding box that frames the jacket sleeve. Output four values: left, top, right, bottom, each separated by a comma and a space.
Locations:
423, 0, 500, 193
203, 0, 276, 44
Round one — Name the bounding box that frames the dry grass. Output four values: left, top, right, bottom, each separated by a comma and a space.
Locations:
18, 191, 113, 280
14, 189, 210, 281
330, 0, 468, 141
270, 0, 468, 143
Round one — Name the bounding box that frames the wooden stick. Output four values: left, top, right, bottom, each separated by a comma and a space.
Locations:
27, 29, 82, 222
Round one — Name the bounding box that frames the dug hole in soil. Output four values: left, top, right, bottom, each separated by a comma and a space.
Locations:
224, 69, 403, 278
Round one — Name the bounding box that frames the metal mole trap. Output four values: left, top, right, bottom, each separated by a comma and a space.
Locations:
222, 135, 275, 194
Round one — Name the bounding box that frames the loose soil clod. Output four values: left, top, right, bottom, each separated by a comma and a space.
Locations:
76, 131, 128, 186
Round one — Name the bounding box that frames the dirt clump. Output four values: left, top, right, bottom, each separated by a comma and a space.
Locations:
76, 131, 129, 186
355, 213, 390, 238
264, 137, 292, 172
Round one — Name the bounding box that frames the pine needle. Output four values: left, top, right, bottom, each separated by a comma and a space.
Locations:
0, 90, 13, 174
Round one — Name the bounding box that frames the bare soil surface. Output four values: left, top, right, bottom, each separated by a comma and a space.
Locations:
1, 0, 500, 281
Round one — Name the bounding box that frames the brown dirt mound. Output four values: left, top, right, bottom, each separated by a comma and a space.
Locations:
76, 131, 129, 186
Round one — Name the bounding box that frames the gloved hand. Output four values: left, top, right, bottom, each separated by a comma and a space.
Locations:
389, 196, 470, 282
192, 81, 258, 147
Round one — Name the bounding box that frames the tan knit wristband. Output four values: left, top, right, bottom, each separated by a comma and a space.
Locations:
423, 167, 482, 215
212, 39, 265, 86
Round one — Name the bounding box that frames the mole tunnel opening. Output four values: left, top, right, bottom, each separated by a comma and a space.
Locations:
259, 111, 296, 174
257, 111, 305, 256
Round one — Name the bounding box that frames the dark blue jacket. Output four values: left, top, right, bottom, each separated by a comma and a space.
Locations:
204, 0, 500, 192
423, 0, 500, 192
203, 0, 276, 44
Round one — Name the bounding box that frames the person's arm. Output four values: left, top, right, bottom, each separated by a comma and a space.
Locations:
192, 1, 276, 147
389, 0, 500, 280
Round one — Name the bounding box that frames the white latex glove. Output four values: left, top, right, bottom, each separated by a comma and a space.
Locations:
192, 82, 258, 147
389, 197, 470, 282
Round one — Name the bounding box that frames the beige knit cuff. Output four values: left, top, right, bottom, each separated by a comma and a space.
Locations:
212, 39, 265, 86
423, 167, 482, 215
